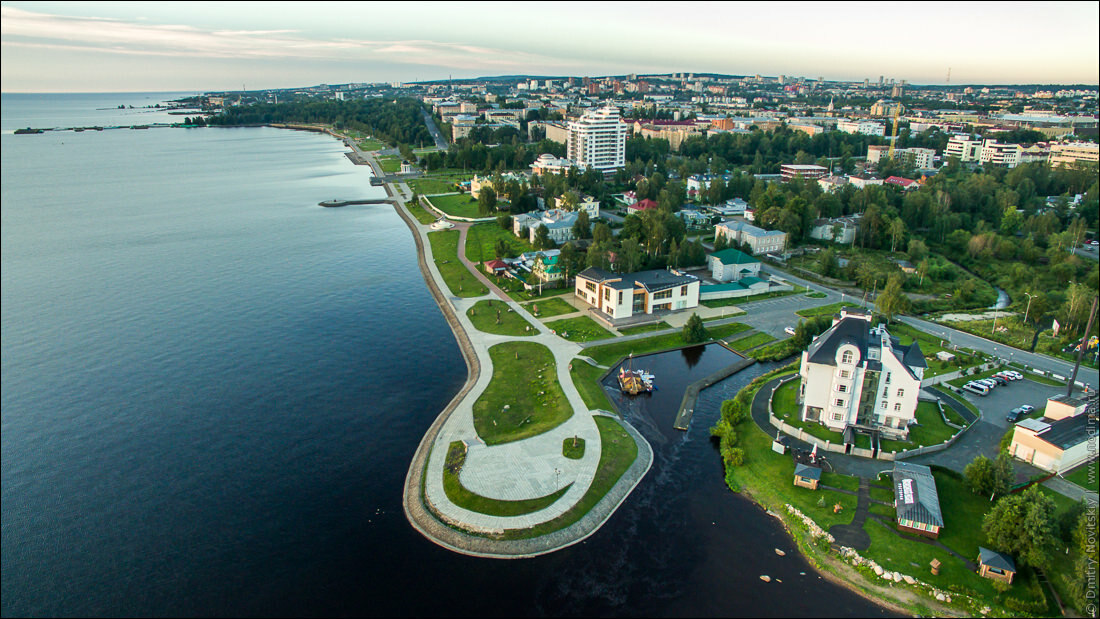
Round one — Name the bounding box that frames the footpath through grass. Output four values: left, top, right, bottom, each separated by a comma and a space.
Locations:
583, 322, 750, 366
473, 342, 572, 445
442, 441, 570, 516
545, 316, 614, 342
501, 416, 637, 540
427, 230, 487, 298
523, 296, 576, 319
466, 299, 537, 336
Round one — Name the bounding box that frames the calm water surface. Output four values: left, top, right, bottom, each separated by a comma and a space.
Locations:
1, 94, 894, 617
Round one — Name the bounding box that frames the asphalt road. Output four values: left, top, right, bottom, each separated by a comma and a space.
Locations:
421, 109, 450, 151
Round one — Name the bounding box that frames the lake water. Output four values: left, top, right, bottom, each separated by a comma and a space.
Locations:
1, 93, 894, 617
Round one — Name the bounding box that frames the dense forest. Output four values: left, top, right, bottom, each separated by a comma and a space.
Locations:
208, 98, 433, 147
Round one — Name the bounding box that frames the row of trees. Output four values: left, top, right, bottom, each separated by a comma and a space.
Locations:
209, 98, 432, 147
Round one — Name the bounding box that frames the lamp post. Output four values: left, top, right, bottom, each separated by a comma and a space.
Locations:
1023, 292, 1034, 325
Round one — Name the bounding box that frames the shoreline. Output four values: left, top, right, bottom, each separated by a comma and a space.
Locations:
350, 145, 654, 558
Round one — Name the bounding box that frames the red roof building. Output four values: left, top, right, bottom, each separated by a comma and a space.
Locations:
884, 176, 919, 190
628, 198, 659, 213
483, 259, 508, 275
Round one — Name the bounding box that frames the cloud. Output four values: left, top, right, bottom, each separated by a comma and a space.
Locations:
0, 6, 580, 72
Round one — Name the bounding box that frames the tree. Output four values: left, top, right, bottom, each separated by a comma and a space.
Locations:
876, 273, 910, 321
982, 485, 1058, 569
572, 210, 591, 240
964, 453, 1013, 497
1068, 507, 1100, 611
682, 313, 708, 343
533, 224, 554, 250
592, 222, 612, 245
477, 186, 497, 215
496, 213, 512, 231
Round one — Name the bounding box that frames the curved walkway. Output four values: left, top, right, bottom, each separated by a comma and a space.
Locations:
384, 168, 653, 556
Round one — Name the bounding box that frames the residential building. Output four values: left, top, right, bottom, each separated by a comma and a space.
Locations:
869, 146, 936, 169
574, 267, 701, 322
893, 461, 944, 539
531, 254, 564, 285
944, 135, 983, 162
818, 175, 849, 193
1049, 141, 1099, 167
884, 176, 919, 190
837, 119, 885, 136
870, 100, 904, 117
554, 193, 600, 218
1008, 393, 1097, 473
512, 209, 580, 245
780, 164, 829, 181
979, 140, 1021, 168
797, 309, 926, 439
634, 120, 704, 151
566, 105, 628, 174
714, 220, 787, 255
808, 214, 861, 244
710, 198, 749, 218
470, 172, 528, 199
707, 248, 761, 282
530, 153, 574, 176
626, 198, 659, 215
848, 174, 884, 189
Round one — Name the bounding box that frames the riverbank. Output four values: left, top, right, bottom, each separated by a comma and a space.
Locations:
341, 140, 654, 557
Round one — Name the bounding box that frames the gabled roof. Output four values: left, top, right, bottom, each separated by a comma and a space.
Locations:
805, 315, 872, 366
894, 461, 944, 528
628, 198, 658, 211
709, 248, 760, 266
794, 463, 822, 480
978, 547, 1016, 573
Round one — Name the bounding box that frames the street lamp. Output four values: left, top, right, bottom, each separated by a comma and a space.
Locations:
1023, 292, 1035, 325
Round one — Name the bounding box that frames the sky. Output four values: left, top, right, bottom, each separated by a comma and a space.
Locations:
2, 1, 1098, 93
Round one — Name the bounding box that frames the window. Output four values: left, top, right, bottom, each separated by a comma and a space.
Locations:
840, 369, 851, 379
841, 350, 853, 364
680, 285, 688, 296
585, 281, 596, 292
832, 412, 843, 421
894, 403, 902, 411
603, 288, 610, 301
896, 388, 904, 398
618, 292, 623, 304
653, 289, 672, 300
885, 372, 892, 383
837, 384, 848, 393
881, 401, 888, 409
835, 399, 846, 407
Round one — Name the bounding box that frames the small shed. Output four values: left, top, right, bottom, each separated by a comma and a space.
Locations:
794, 463, 822, 490
935, 351, 955, 362
893, 461, 944, 539
483, 259, 508, 276
977, 547, 1016, 584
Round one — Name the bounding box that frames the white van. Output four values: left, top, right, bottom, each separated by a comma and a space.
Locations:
963, 382, 990, 396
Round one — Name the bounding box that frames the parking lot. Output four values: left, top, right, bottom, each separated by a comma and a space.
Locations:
953, 377, 1067, 430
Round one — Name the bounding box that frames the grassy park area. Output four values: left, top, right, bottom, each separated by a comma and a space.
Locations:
570, 359, 614, 412
376, 155, 403, 173
464, 223, 533, 264
522, 296, 576, 319
466, 299, 537, 336
728, 331, 776, 352
501, 416, 637, 540
405, 201, 438, 225
795, 301, 861, 318
562, 437, 585, 459
428, 193, 483, 219
408, 178, 463, 194
442, 441, 570, 516
545, 316, 615, 342
618, 322, 673, 336
700, 286, 806, 308
427, 230, 487, 298
583, 322, 751, 366
356, 137, 385, 151
472, 342, 572, 445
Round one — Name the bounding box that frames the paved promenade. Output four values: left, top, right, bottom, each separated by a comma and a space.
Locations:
370, 161, 652, 556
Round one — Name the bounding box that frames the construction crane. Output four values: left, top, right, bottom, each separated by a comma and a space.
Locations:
886, 104, 902, 159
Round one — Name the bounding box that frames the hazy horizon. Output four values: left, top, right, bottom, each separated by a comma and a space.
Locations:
2, 1, 1099, 93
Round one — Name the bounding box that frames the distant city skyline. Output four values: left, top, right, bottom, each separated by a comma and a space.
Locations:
2, 1, 1098, 93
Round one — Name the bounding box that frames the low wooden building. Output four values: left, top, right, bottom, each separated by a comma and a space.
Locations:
977, 547, 1016, 584
793, 463, 822, 490
893, 461, 944, 539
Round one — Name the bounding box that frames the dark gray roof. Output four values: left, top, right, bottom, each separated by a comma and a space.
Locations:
1035, 413, 1095, 450
794, 463, 822, 480
576, 267, 696, 293
978, 547, 1016, 573
805, 316, 870, 366
893, 461, 944, 528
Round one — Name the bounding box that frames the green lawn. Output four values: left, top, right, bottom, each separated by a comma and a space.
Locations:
880, 402, 961, 452
405, 201, 438, 225
473, 342, 572, 445
570, 359, 614, 411
464, 223, 533, 264
771, 379, 847, 444
618, 322, 673, 336
428, 193, 484, 219
929, 386, 979, 419
501, 416, 638, 539
562, 437, 586, 459
795, 301, 861, 318
466, 299, 537, 336
545, 316, 614, 342
523, 296, 576, 319
408, 178, 463, 194
377, 155, 403, 173
442, 441, 570, 516
729, 331, 776, 352
700, 286, 807, 308
1020, 372, 1068, 387
583, 322, 750, 366
357, 137, 385, 151
806, 291, 827, 299
702, 310, 747, 321
427, 230, 487, 297
1063, 459, 1097, 489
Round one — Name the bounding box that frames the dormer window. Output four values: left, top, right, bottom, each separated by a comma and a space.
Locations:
841, 350, 853, 364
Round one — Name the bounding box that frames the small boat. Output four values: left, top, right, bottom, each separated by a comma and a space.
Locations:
618, 354, 654, 395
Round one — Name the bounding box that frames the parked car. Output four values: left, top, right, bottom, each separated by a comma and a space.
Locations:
963, 382, 990, 396
1006, 408, 1024, 423
978, 378, 998, 389
992, 376, 1009, 386
784, 326, 796, 336
1006, 371, 1023, 380
1020, 405, 1035, 414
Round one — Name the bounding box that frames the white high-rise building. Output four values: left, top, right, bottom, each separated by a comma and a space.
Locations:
567, 105, 627, 174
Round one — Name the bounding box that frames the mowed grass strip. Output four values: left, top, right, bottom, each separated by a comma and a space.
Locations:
523, 296, 576, 318
501, 416, 637, 539
464, 223, 533, 263
427, 230, 487, 297
408, 177, 462, 194
428, 193, 483, 219
795, 301, 861, 318
442, 441, 570, 516
473, 342, 572, 445
466, 299, 537, 336
569, 359, 614, 411
618, 322, 673, 336
729, 331, 776, 352
583, 322, 750, 366
546, 316, 614, 342
406, 201, 438, 225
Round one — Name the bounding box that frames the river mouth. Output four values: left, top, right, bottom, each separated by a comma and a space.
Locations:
601, 343, 745, 443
